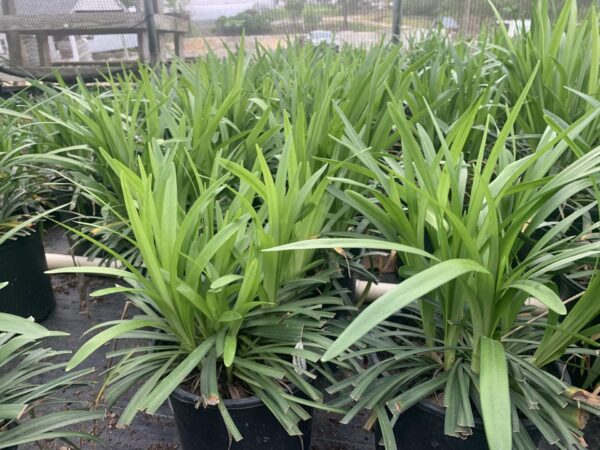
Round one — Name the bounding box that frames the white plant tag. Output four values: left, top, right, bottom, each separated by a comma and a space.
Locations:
293, 341, 307, 374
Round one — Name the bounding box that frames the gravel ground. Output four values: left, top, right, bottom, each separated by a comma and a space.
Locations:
20, 227, 598, 449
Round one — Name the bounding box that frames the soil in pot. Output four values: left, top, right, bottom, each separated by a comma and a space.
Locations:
0, 230, 55, 321
169, 387, 313, 450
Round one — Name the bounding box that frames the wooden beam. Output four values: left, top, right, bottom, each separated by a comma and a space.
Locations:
174, 33, 184, 58
1, 63, 140, 82
155, 14, 190, 33
50, 60, 137, 66
153, 0, 165, 14
135, 0, 149, 62
0, 13, 189, 34
1, 0, 23, 66
36, 34, 51, 66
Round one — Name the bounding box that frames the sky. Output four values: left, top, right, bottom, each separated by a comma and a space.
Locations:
187, 0, 277, 21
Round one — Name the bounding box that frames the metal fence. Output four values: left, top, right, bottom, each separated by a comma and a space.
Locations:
0, 0, 598, 80
177, 0, 600, 58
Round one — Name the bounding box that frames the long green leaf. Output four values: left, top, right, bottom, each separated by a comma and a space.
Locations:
480, 337, 511, 450
322, 259, 489, 361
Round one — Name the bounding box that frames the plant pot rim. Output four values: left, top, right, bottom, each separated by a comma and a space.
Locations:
0, 229, 37, 251
415, 397, 485, 427
171, 386, 267, 410
373, 353, 569, 431
558, 273, 587, 290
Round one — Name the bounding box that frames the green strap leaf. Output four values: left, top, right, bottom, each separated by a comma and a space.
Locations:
0, 205, 65, 247
267, 238, 437, 261
47, 266, 135, 280
210, 274, 244, 290
0, 404, 27, 420
505, 280, 567, 315
143, 336, 216, 413
322, 259, 489, 361
223, 333, 237, 367
0, 313, 67, 339
66, 320, 161, 370
480, 337, 511, 450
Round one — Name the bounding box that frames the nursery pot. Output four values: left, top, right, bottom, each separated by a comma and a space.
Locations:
0, 231, 55, 321
375, 400, 542, 450
170, 387, 313, 450
1, 421, 19, 450
375, 364, 568, 449
556, 274, 599, 388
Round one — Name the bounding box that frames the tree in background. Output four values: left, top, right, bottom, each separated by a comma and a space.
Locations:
285, 0, 306, 18
120, 0, 189, 13
339, 0, 370, 29
166, 0, 190, 13
285, 0, 305, 31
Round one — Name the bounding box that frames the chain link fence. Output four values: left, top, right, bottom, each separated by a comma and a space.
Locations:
0, 0, 598, 79
179, 0, 599, 57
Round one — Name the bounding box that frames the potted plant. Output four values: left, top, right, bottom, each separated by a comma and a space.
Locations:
491, 0, 600, 148
273, 83, 600, 449
0, 106, 62, 321
50, 136, 353, 449
0, 290, 104, 449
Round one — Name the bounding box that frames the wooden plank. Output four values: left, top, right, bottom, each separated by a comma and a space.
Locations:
137, 31, 149, 62
1, 0, 23, 66
174, 33, 184, 58
156, 14, 190, 33
135, 0, 149, 63
0, 63, 140, 82
50, 60, 138, 66
36, 35, 52, 66
0, 69, 27, 86
153, 0, 165, 14
0, 13, 189, 34
156, 32, 167, 61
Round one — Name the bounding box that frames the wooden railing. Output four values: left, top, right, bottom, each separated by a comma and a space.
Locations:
0, 0, 190, 78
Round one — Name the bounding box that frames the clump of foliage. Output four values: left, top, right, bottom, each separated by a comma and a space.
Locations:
215, 10, 272, 35
0, 306, 103, 448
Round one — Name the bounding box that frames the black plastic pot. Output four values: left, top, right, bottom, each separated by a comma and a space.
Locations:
169, 387, 312, 450
1, 420, 19, 450
376, 400, 541, 449
555, 274, 600, 388
558, 274, 592, 314
0, 231, 55, 321
374, 364, 568, 449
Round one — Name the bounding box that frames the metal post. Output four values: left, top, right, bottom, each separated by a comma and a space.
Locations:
143, 0, 160, 64
391, 0, 402, 44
